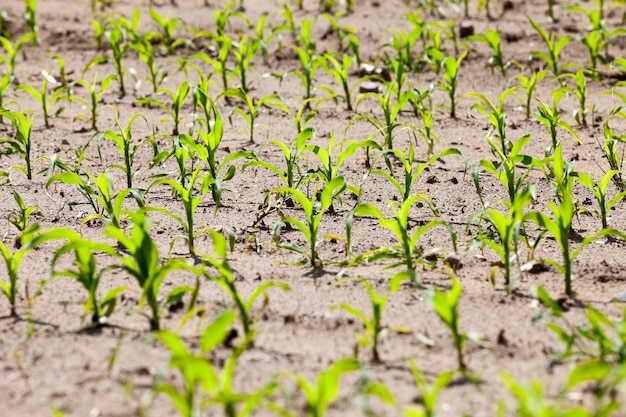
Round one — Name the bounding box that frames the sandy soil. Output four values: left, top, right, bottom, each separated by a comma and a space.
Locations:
1, 0, 626, 416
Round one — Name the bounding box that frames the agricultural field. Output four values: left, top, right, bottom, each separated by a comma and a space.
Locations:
2, 0, 626, 415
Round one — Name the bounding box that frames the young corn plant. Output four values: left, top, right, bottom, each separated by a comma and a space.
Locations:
71, 72, 117, 131
574, 170, 626, 230
0, 109, 34, 179
203, 230, 290, 347
514, 70, 547, 120
351, 84, 416, 150
287, 358, 361, 417
290, 19, 324, 103
335, 278, 400, 363
7, 189, 40, 246
156, 311, 282, 417
16, 73, 66, 128
221, 87, 288, 144
50, 236, 125, 328
354, 194, 455, 281
475, 185, 535, 293
438, 51, 468, 118
427, 272, 467, 372
243, 127, 315, 206
106, 211, 197, 331
468, 28, 518, 77
22, 0, 39, 45
529, 18, 573, 81
465, 87, 518, 158
232, 33, 260, 93
320, 53, 360, 111
528, 146, 625, 297
536, 87, 582, 155
137, 81, 190, 136
86, 26, 130, 97
146, 7, 184, 56
370, 141, 465, 202
0, 34, 35, 81
132, 39, 170, 96
0, 74, 14, 119
147, 167, 210, 256
564, 70, 593, 128
103, 114, 154, 189
273, 176, 347, 267
404, 360, 453, 417
598, 109, 626, 190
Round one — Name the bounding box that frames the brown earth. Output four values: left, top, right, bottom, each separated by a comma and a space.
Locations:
1, 0, 626, 416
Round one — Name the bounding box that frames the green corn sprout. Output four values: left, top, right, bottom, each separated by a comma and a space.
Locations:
22, 0, 39, 45
232, 33, 260, 93
243, 127, 315, 205
476, 185, 535, 293
16, 72, 66, 128
138, 81, 190, 136
438, 51, 468, 118
536, 87, 582, 155
322, 10, 356, 52
103, 114, 154, 189
529, 17, 573, 81
146, 8, 183, 55
106, 211, 197, 331
287, 358, 361, 417
574, 170, 626, 230
0, 34, 35, 81
465, 87, 518, 158
598, 108, 626, 189
354, 194, 455, 278
320, 53, 360, 111
132, 39, 170, 95
528, 146, 625, 296
221, 87, 288, 144
85, 27, 130, 96
0, 109, 34, 179
564, 70, 592, 127
290, 19, 324, 103
71, 72, 117, 131
415, 109, 438, 156
427, 271, 467, 371
147, 167, 210, 256
51, 236, 125, 327
273, 176, 347, 267
335, 278, 400, 362
0, 74, 14, 120
7, 189, 39, 240
203, 230, 290, 347
404, 360, 453, 417
514, 70, 547, 120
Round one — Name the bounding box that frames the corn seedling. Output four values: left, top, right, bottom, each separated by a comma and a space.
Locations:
528, 146, 625, 296
0, 109, 34, 179
252, 14, 275, 65
352, 84, 416, 150
243, 127, 314, 205
289, 19, 323, 103
536, 87, 581, 155
574, 170, 626, 230
106, 211, 197, 331
71, 72, 117, 131
138, 81, 189, 136
203, 230, 290, 347
103, 114, 154, 189
472, 134, 542, 209
147, 167, 210, 256
146, 8, 184, 56
321, 53, 362, 111
22, 0, 39, 45
132, 39, 170, 95
354, 194, 454, 277
232, 34, 260, 93
322, 10, 356, 52
564, 70, 593, 127
51, 236, 125, 327
0, 74, 14, 120
86, 26, 130, 97
475, 185, 535, 293
7, 189, 39, 243
414, 109, 438, 156
529, 18, 573, 81
335, 278, 400, 362
16, 71, 66, 128
221, 87, 288, 144
194, 93, 255, 208
379, 26, 424, 73
598, 109, 626, 190
287, 358, 361, 417
438, 51, 468, 119
273, 176, 347, 267
514, 70, 547, 120
0, 34, 35, 81
404, 360, 453, 417
371, 142, 465, 203
427, 271, 467, 371
465, 87, 518, 158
